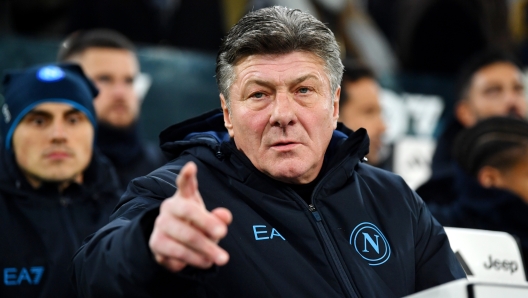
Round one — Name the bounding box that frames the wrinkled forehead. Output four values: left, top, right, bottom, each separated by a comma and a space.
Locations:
232, 52, 330, 84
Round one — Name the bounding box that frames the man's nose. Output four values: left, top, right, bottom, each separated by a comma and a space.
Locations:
270, 92, 296, 128
506, 90, 527, 116
50, 120, 67, 142
110, 81, 131, 97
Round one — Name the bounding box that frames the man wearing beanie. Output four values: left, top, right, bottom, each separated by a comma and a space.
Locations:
0, 63, 121, 297
57, 29, 166, 191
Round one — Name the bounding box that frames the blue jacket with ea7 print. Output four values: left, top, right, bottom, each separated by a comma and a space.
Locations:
71, 109, 466, 298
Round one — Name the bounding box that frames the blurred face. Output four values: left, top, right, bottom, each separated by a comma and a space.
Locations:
221, 52, 340, 184
339, 78, 386, 165
457, 62, 527, 127
12, 103, 94, 189
74, 47, 140, 128
486, 152, 528, 204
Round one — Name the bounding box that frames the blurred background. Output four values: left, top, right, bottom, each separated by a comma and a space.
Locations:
2, 0, 528, 188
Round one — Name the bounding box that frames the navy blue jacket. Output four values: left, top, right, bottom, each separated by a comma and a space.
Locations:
97, 123, 167, 191
427, 166, 528, 265
416, 119, 464, 205
0, 143, 121, 297
71, 109, 465, 297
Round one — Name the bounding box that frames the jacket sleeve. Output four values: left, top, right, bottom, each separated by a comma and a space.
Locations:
70, 170, 178, 297
413, 191, 467, 292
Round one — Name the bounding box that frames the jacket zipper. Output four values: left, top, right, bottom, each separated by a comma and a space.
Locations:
227, 144, 361, 297
309, 204, 360, 298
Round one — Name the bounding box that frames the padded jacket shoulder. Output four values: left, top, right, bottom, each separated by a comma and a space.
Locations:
71, 110, 465, 298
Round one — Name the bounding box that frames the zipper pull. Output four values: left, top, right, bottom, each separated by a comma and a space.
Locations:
308, 204, 322, 221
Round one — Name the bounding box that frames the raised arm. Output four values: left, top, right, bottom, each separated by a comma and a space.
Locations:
71, 161, 232, 297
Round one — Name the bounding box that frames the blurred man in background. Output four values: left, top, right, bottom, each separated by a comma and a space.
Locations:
57, 29, 166, 190
339, 59, 387, 167
417, 49, 527, 204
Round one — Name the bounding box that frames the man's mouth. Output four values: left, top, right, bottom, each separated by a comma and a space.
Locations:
45, 151, 71, 160
271, 141, 300, 151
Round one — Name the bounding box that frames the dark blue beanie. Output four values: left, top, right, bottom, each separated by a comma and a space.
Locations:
1, 63, 98, 150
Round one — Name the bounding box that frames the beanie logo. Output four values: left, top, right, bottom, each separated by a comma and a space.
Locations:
37, 66, 65, 82
2, 104, 10, 123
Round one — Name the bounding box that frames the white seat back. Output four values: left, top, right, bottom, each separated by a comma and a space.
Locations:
444, 227, 526, 282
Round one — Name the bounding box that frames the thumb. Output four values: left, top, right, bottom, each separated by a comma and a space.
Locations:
176, 162, 199, 200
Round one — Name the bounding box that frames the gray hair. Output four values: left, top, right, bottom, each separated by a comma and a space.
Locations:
216, 6, 344, 110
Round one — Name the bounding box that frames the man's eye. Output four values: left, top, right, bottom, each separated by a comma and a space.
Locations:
32, 118, 46, 126
484, 86, 501, 95
95, 76, 112, 85
67, 115, 81, 124
298, 87, 310, 94
251, 92, 265, 99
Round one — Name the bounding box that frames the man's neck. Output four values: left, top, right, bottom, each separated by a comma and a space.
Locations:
24, 172, 83, 193
97, 122, 143, 166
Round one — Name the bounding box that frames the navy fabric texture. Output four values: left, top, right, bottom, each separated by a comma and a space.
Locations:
72, 110, 466, 297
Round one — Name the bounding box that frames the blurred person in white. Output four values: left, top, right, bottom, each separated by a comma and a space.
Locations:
338, 59, 388, 168
57, 29, 166, 190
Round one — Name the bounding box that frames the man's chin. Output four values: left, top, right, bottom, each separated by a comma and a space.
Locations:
266, 167, 317, 184
104, 116, 136, 129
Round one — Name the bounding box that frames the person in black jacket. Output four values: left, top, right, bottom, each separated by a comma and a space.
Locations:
0, 63, 121, 297
416, 49, 527, 205
428, 116, 528, 266
57, 29, 166, 191
71, 6, 465, 297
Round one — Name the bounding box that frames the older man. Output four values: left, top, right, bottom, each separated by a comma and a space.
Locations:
0, 63, 121, 297
71, 6, 465, 297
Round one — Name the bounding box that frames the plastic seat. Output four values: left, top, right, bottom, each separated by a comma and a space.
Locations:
444, 227, 526, 282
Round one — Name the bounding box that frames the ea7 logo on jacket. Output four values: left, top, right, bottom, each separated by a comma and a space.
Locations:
350, 222, 391, 266
3, 267, 44, 286
253, 225, 285, 241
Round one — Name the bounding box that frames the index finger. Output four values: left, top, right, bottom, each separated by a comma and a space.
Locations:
176, 162, 203, 206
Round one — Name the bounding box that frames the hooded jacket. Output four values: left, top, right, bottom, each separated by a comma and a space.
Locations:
71, 109, 465, 297
0, 141, 122, 298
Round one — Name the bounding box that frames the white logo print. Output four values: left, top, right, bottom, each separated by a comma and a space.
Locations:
2, 104, 11, 123
37, 66, 65, 82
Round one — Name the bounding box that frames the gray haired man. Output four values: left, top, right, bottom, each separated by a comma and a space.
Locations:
71, 6, 465, 297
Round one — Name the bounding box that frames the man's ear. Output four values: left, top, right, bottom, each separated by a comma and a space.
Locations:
455, 100, 477, 127
477, 166, 503, 188
332, 86, 340, 129
220, 94, 234, 137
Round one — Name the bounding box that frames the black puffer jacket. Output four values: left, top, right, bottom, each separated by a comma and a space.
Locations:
0, 142, 121, 298
72, 109, 465, 298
